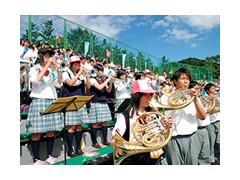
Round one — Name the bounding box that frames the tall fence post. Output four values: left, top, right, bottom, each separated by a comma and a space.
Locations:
64, 20, 67, 49
28, 15, 32, 42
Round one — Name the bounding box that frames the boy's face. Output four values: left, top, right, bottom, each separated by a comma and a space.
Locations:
174, 73, 190, 89
207, 86, 216, 95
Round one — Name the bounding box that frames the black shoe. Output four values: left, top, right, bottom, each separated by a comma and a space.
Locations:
76, 149, 84, 155
67, 152, 78, 157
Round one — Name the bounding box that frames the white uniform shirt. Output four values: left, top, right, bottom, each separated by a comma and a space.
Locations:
29, 64, 62, 99
114, 79, 131, 99
112, 110, 144, 143
161, 94, 204, 136
209, 112, 220, 123
198, 113, 211, 127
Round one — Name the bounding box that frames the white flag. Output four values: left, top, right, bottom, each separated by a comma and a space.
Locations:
84, 42, 89, 57
122, 54, 126, 69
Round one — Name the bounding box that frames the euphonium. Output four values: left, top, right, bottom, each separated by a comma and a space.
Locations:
113, 111, 172, 165
199, 95, 215, 113
149, 89, 194, 110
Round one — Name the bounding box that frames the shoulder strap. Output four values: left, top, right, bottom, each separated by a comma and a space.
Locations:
122, 111, 130, 141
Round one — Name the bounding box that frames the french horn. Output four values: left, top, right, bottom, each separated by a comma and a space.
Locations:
113, 111, 172, 165
149, 89, 194, 110
210, 96, 220, 113
199, 95, 215, 113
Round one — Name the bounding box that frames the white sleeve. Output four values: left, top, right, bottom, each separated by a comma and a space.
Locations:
112, 113, 126, 137
62, 71, 70, 83
90, 78, 97, 86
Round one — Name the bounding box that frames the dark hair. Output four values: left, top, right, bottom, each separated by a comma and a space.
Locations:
93, 64, 104, 72
204, 83, 215, 91
135, 72, 144, 80
116, 69, 126, 79
125, 92, 152, 118
171, 68, 191, 82
189, 80, 199, 89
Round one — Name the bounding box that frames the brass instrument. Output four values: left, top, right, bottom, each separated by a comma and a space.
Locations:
59, 61, 70, 72
113, 111, 172, 165
199, 95, 215, 113
20, 64, 30, 75
210, 96, 220, 114
149, 89, 194, 110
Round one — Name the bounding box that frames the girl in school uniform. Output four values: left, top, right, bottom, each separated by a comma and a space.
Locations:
26, 47, 63, 165
61, 55, 90, 157
89, 64, 114, 148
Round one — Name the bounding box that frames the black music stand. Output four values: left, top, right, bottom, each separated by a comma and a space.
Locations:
40, 95, 93, 165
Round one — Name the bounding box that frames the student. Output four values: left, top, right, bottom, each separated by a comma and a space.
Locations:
205, 83, 220, 165
162, 68, 206, 165
26, 47, 63, 165
111, 80, 173, 165
190, 81, 211, 165
62, 55, 90, 157
89, 64, 114, 148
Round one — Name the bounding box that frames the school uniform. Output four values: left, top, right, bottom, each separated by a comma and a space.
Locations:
62, 70, 90, 125
89, 78, 112, 123
162, 94, 204, 165
26, 64, 63, 134
196, 114, 211, 165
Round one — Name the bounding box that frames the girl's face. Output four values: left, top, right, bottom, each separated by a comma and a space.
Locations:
72, 61, 80, 72
120, 74, 126, 79
174, 73, 190, 89
139, 93, 153, 108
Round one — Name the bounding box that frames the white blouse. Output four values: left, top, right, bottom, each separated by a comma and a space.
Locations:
29, 64, 62, 99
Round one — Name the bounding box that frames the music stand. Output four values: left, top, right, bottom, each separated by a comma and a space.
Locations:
40, 95, 93, 165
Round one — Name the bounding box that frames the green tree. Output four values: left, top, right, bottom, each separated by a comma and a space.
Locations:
21, 22, 40, 44
39, 20, 54, 42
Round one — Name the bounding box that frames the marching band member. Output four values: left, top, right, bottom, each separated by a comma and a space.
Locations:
89, 64, 114, 148
161, 68, 206, 165
114, 69, 131, 117
26, 47, 63, 165
62, 55, 90, 157
111, 80, 173, 165
190, 81, 211, 165
204, 83, 220, 165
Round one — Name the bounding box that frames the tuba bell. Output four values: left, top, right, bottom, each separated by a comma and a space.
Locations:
113, 111, 172, 165
149, 89, 194, 110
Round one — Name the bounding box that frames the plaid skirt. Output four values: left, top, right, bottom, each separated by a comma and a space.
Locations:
88, 103, 112, 123
115, 98, 126, 112
65, 105, 90, 125
26, 98, 64, 133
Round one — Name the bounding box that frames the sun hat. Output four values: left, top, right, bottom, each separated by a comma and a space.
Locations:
130, 80, 157, 94
68, 55, 80, 63
158, 76, 166, 84
143, 69, 153, 74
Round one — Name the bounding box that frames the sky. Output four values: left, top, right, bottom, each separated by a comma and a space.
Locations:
20, 15, 220, 63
